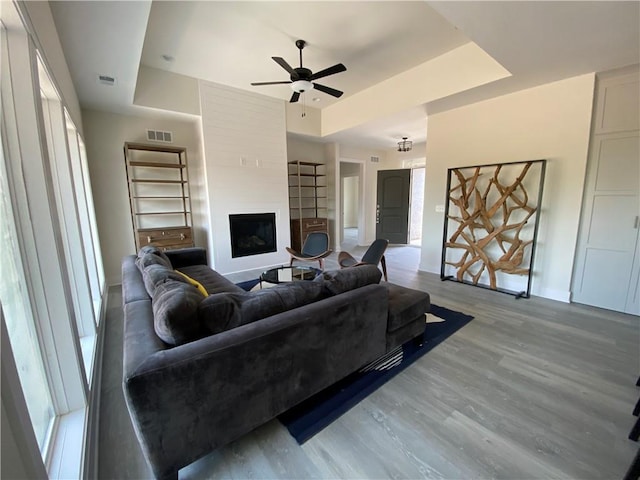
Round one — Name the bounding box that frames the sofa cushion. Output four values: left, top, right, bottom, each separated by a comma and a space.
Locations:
136, 250, 172, 271
198, 292, 244, 334
199, 281, 327, 334
152, 280, 206, 346
138, 245, 172, 263
175, 270, 209, 297
241, 281, 327, 324
177, 265, 245, 295
142, 264, 189, 298
385, 283, 430, 333
314, 264, 382, 295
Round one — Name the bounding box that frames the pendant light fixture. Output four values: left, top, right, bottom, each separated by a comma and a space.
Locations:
397, 137, 412, 152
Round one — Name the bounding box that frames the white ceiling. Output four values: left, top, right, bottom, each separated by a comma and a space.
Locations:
49, 1, 639, 149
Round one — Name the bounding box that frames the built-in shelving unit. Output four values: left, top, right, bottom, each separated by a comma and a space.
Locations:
124, 142, 194, 251
288, 160, 328, 252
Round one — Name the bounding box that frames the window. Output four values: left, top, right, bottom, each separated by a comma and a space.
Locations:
0, 132, 55, 453
1, 2, 106, 477
67, 118, 105, 324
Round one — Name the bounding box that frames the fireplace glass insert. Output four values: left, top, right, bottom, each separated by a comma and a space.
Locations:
229, 213, 276, 258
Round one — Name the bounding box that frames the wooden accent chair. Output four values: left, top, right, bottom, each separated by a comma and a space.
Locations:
338, 238, 389, 281
286, 232, 332, 270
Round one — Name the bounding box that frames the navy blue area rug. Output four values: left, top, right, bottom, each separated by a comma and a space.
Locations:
236, 278, 261, 291
277, 304, 474, 444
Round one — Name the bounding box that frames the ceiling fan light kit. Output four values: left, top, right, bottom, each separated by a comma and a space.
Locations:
398, 137, 412, 152
291, 80, 313, 93
251, 39, 346, 103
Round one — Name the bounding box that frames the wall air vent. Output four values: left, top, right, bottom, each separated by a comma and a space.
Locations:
97, 74, 116, 86
370, 156, 380, 163
146, 129, 173, 143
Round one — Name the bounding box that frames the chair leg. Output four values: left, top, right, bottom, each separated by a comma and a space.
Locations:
630, 415, 640, 441
380, 255, 388, 281
319, 258, 324, 270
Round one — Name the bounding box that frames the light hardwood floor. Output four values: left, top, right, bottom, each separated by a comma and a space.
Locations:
99, 242, 639, 479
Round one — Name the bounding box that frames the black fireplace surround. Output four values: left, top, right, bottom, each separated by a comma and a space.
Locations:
229, 213, 276, 258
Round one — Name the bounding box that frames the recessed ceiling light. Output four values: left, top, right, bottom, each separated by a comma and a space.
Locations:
312, 97, 321, 102
161, 54, 174, 62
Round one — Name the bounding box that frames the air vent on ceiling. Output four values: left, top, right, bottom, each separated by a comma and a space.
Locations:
146, 129, 173, 143
370, 156, 380, 163
97, 74, 116, 86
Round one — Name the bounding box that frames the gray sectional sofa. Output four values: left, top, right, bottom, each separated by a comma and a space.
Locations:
122, 246, 430, 479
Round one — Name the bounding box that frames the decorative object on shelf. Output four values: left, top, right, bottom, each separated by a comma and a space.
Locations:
288, 160, 328, 252
124, 142, 193, 251
440, 159, 547, 298
397, 137, 412, 152
250, 39, 347, 103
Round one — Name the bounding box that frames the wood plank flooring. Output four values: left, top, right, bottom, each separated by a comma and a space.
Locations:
99, 242, 640, 479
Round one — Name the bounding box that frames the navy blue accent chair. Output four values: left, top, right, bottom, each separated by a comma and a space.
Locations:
338, 238, 389, 281
286, 232, 332, 270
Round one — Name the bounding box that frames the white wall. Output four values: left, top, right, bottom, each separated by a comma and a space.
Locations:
286, 103, 321, 137
82, 109, 206, 285
343, 176, 358, 227
421, 73, 596, 301
199, 81, 290, 274
287, 135, 326, 163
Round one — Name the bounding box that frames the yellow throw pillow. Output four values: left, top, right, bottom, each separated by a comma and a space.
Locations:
175, 270, 209, 297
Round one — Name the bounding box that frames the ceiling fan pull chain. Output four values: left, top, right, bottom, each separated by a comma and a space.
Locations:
302, 94, 306, 118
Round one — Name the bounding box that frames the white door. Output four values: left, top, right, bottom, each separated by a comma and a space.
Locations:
572, 71, 640, 315
572, 133, 639, 313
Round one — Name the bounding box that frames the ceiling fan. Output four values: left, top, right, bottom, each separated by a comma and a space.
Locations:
251, 39, 346, 103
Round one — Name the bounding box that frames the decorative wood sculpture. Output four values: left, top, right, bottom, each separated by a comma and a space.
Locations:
440, 159, 546, 298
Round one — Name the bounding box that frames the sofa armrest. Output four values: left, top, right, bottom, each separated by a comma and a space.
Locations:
164, 247, 207, 268
123, 283, 388, 479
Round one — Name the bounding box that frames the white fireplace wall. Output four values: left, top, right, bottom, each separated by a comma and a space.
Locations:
199, 81, 290, 274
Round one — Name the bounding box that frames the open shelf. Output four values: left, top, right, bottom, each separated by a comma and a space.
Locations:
124, 142, 194, 251
287, 160, 328, 251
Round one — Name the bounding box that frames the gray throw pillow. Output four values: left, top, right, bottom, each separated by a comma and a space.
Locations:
142, 264, 189, 298
198, 292, 245, 334
314, 264, 382, 295
152, 280, 206, 346
135, 251, 172, 271
198, 281, 327, 335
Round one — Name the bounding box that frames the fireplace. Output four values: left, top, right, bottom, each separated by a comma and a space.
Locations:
229, 213, 276, 258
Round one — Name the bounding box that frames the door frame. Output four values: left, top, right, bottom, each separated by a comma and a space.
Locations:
336, 158, 366, 247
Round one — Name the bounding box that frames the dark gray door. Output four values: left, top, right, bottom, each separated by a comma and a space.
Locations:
376, 169, 410, 244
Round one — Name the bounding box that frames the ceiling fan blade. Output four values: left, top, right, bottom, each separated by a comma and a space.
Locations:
290, 92, 300, 103
312, 83, 343, 98
309, 63, 346, 81
251, 81, 292, 86
272, 57, 295, 74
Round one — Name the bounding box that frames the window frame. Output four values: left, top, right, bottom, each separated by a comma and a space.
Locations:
1, 2, 107, 477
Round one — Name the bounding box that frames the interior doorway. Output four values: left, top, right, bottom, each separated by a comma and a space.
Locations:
339, 159, 365, 248
342, 175, 359, 248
